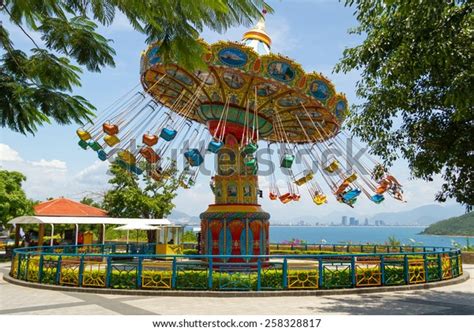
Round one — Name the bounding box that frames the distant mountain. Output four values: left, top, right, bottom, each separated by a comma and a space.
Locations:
168, 210, 200, 223
422, 212, 474, 236
369, 204, 465, 225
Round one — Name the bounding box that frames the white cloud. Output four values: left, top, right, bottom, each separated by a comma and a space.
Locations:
0, 143, 22, 162
31, 159, 67, 170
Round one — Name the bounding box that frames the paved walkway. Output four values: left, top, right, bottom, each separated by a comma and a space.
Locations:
0, 262, 473, 315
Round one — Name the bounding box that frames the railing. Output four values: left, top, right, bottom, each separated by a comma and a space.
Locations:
9, 243, 463, 291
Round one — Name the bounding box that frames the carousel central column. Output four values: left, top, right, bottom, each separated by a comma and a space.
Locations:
200, 132, 270, 262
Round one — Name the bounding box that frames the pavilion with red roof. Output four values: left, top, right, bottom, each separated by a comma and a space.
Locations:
34, 197, 107, 218
9, 197, 173, 247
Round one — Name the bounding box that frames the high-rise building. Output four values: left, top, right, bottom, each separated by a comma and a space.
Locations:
349, 217, 356, 226
364, 218, 369, 226
341, 216, 348, 226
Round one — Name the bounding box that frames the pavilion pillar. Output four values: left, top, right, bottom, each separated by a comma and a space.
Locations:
38, 223, 45, 247
99, 224, 105, 244
14, 224, 20, 247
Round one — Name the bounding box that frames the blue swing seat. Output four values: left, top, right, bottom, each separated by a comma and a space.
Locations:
208, 141, 224, 153
160, 128, 177, 141
130, 165, 143, 175
342, 188, 361, 201
184, 149, 204, 167
97, 150, 107, 161
370, 194, 385, 204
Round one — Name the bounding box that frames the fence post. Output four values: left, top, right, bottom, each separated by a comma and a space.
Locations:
171, 257, 177, 289
381, 255, 385, 285
423, 253, 428, 283
55, 255, 62, 285
23, 254, 29, 281
38, 254, 44, 283
438, 254, 443, 280
351, 256, 356, 287
403, 255, 409, 284
78, 255, 85, 287
257, 258, 262, 291
135, 257, 142, 289
16, 253, 22, 279
282, 258, 288, 289
105, 256, 112, 288
318, 257, 323, 288
208, 257, 213, 290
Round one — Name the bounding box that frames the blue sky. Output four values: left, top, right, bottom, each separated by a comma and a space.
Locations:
0, 0, 459, 220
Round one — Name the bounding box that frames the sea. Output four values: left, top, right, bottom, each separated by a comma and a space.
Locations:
268, 226, 471, 248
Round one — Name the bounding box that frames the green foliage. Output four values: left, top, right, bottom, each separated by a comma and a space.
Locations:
385, 236, 401, 246
102, 162, 180, 242
0, 0, 271, 134
183, 249, 198, 255
182, 230, 197, 243
422, 212, 474, 236
336, 0, 473, 209
79, 197, 102, 209
0, 170, 34, 227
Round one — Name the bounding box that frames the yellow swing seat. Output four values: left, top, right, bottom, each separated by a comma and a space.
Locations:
313, 193, 327, 205
294, 171, 314, 186
324, 160, 339, 173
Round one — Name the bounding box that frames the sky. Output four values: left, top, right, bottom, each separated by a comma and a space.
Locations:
0, 0, 459, 220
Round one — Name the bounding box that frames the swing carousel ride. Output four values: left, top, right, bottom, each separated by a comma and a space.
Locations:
76, 11, 405, 259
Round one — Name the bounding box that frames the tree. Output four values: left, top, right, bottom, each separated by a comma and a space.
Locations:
0, 0, 271, 134
335, 0, 473, 210
80, 196, 102, 209
0, 170, 34, 227
102, 162, 180, 242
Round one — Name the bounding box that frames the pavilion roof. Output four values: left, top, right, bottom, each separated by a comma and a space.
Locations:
34, 197, 107, 217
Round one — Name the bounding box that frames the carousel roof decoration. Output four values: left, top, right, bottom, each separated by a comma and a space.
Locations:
75, 10, 405, 208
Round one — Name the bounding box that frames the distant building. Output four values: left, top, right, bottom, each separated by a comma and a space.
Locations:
349, 217, 358, 226
341, 216, 348, 226
364, 218, 369, 226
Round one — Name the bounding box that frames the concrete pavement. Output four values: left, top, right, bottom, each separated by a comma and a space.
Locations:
0, 262, 473, 315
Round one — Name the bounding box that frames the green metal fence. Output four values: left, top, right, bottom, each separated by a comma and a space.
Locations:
10, 243, 463, 291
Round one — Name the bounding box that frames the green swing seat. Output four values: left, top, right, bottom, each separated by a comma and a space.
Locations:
242, 143, 258, 155
280, 154, 295, 168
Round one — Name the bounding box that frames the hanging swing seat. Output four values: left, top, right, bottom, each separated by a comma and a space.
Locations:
130, 165, 143, 175
104, 134, 120, 147
97, 150, 107, 161
139, 146, 160, 163
370, 194, 385, 204
269, 192, 278, 200
279, 193, 293, 204
180, 178, 195, 189
294, 171, 314, 186
280, 154, 295, 169
78, 140, 88, 150
313, 193, 327, 205
345, 173, 358, 183
334, 180, 351, 195
142, 134, 159, 146
88, 141, 102, 152
76, 129, 91, 141
324, 160, 340, 173
150, 168, 164, 181
103, 123, 119, 136
292, 194, 301, 201
118, 150, 136, 164
342, 188, 361, 201
115, 159, 131, 171
208, 140, 224, 153
184, 149, 204, 167
160, 128, 177, 141
242, 143, 258, 155
388, 186, 406, 202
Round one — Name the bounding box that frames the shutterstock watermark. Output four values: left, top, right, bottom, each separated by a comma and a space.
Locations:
103, 137, 370, 179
